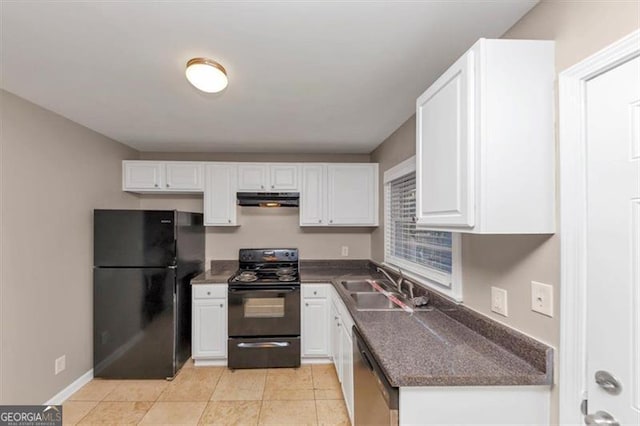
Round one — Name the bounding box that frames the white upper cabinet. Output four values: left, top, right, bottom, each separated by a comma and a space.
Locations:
204, 164, 238, 226
416, 52, 475, 228
165, 162, 204, 191
416, 39, 555, 234
123, 161, 164, 191
238, 163, 299, 192
238, 164, 268, 191
300, 165, 326, 226
123, 161, 203, 193
301, 163, 378, 227
327, 164, 378, 226
269, 164, 299, 191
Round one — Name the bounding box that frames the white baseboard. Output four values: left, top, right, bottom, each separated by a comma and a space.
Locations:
44, 369, 93, 405
193, 359, 227, 367
301, 357, 332, 365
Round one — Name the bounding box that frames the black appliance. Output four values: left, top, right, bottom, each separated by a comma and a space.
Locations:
93, 210, 204, 379
227, 248, 301, 369
236, 192, 299, 207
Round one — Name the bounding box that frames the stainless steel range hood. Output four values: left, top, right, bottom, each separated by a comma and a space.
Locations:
236, 192, 299, 207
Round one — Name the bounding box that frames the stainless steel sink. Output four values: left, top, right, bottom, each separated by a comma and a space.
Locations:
340, 280, 378, 292
349, 292, 400, 310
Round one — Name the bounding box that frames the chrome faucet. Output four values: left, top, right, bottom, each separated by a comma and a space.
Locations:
376, 266, 404, 293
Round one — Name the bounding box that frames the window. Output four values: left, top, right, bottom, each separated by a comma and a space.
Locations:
384, 156, 461, 300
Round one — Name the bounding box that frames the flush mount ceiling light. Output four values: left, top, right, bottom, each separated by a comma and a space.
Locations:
185, 58, 228, 93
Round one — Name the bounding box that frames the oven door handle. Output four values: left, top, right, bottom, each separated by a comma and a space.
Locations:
228, 287, 298, 293
237, 341, 291, 349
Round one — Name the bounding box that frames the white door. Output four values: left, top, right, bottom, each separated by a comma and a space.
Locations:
327, 164, 377, 226
238, 164, 268, 191
301, 298, 329, 357
193, 299, 227, 359
123, 161, 163, 190
584, 56, 640, 425
204, 164, 238, 226
269, 164, 299, 191
165, 162, 203, 191
300, 165, 326, 226
416, 51, 475, 228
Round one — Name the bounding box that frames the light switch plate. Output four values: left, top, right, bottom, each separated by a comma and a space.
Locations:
55, 355, 66, 375
531, 281, 553, 317
491, 286, 508, 317
341, 246, 349, 257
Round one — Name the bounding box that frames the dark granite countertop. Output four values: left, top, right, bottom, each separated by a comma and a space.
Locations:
191, 259, 553, 387
191, 260, 238, 284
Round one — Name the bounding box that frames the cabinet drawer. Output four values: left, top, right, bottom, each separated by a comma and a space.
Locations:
193, 284, 227, 299
303, 284, 328, 298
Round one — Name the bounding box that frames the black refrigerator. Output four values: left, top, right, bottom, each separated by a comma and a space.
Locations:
93, 210, 204, 379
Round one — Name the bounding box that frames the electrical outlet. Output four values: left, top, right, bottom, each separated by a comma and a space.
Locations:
341, 246, 349, 257
531, 281, 553, 317
55, 355, 66, 375
491, 287, 508, 317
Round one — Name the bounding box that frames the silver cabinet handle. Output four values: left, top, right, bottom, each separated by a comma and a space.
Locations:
166, 183, 170, 188
238, 342, 290, 349
334, 316, 338, 320
329, 220, 333, 224
318, 219, 322, 223
313, 291, 317, 295
271, 185, 275, 189
154, 183, 159, 188
584, 411, 619, 426
228, 219, 231, 223
305, 303, 309, 307
260, 185, 264, 189
219, 303, 224, 308
207, 291, 211, 295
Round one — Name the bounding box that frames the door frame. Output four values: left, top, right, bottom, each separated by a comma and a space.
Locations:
559, 29, 640, 425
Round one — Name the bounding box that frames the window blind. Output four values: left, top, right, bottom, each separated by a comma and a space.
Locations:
385, 172, 453, 276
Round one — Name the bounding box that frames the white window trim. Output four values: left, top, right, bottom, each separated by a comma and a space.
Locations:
383, 156, 463, 302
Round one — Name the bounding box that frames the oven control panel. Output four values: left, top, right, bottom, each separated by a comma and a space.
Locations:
239, 248, 298, 262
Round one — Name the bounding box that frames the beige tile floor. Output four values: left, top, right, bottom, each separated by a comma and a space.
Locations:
63, 360, 350, 425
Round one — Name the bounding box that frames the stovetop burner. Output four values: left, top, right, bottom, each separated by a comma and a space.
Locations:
229, 248, 300, 286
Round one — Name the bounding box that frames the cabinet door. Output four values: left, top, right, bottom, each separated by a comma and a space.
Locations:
192, 299, 227, 359
204, 164, 238, 226
269, 164, 299, 191
340, 323, 354, 422
123, 161, 163, 190
165, 162, 204, 191
327, 164, 378, 226
330, 301, 342, 378
416, 50, 475, 228
301, 298, 329, 357
300, 165, 326, 226
238, 164, 268, 191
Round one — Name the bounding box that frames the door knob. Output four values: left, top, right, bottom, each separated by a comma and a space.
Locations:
595, 371, 622, 395
584, 411, 619, 426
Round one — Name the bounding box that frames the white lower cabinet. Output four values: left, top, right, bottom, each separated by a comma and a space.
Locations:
399, 386, 550, 425
192, 284, 227, 364
329, 287, 355, 424
301, 284, 330, 358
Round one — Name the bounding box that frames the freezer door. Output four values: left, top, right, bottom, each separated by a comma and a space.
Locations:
94, 210, 176, 267
94, 267, 176, 379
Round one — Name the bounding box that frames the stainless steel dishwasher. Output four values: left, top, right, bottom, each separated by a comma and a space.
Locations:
353, 327, 399, 425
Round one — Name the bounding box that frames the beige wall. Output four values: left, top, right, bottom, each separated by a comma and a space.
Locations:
0, 90, 140, 404
371, 1, 639, 423
139, 152, 373, 261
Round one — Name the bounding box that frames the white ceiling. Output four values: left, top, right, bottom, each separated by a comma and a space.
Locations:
0, 1, 537, 153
